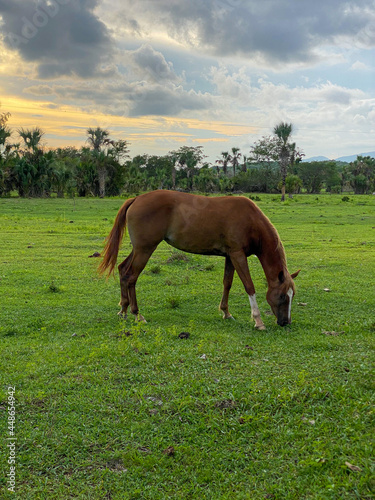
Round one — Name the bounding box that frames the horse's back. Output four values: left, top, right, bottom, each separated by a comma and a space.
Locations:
125, 191, 266, 256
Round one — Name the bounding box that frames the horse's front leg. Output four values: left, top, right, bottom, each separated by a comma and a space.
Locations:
219, 256, 235, 319
229, 251, 266, 331
248, 294, 266, 331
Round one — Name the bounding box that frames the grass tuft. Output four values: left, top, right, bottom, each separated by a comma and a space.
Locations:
48, 280, 60, 293
166, 251, 189, 263
167, 296, 181, 309
149, 264, 161, 274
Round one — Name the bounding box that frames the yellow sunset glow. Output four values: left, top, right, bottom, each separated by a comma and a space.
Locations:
1, 95, 258, 152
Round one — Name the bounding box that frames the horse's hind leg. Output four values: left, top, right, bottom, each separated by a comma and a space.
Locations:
219, 256, 235, 319
118, 251, 134, 318
123, 247, 156, 322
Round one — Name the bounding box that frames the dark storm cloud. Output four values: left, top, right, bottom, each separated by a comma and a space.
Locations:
127, 85, 211, 117
2, 0, 373, 78
0, 0, 114, 78
120, 0, 375, 64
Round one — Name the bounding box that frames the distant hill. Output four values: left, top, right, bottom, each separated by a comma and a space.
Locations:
303, 151, 375, 163
335, 151, 375, 163
303, 156, 330, 162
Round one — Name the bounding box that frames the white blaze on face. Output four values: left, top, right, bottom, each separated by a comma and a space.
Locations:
287, 288, 294, 322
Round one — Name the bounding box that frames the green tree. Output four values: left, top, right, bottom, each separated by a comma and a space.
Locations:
75, 147, 99, 197
169, 146, 206, 190
324, 161, 341, 193
344, 156, 375, 194
50, 147, 80, 197
248, 136, 286, 193
296, 161, 328, 194
249, 136, 279, 165
284, 174, 302, 195
193, 165, 219, 192
122, 160, 148, 193
13, 127, 55, 197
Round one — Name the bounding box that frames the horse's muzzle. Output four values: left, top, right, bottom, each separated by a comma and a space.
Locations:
277, 319, 289, 327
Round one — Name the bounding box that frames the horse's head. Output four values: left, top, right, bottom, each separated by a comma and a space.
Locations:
266, 269, 300, 326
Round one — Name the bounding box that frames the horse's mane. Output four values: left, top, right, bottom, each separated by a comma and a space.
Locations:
274, 230, 287, 269
261, 213, 288, 271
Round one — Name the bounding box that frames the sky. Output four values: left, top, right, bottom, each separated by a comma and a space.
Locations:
0, 0, 374, 163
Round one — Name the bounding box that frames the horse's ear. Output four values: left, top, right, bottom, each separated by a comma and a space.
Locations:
278, 270, 285, 283
291, 269, 301, 280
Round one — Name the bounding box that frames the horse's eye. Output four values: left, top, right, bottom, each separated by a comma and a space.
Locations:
280, 294, 286, 301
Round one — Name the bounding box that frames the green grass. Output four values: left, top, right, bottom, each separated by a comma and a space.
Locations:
0, 194, 374, 499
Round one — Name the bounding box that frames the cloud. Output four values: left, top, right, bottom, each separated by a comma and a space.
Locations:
0, 0, 114, 78
23, 84, 55, 96
209, 65, 251, 101
107, 0, 375, 67
1, 0, 374, 162
350, 60, 370, 71
206, 68, 374, 149
129, 44, 179, 83
128, 85, 212, 117
24, 78, 213, 117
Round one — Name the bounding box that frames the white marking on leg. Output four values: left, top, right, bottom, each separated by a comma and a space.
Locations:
287, 288, 293, 322
248, 294, 266, 330
249, 294, 260, 319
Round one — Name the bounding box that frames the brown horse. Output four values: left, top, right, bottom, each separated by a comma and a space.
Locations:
99, 190, 300, 329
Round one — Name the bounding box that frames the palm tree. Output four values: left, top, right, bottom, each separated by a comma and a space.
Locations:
86, 127, 110, 152
0, 110, 10, 126
0, 111, 11, 153
273, 122, 293, 201
86, 127, 111, 198
18, 127, 44, 152
229, 147, 241, 177
216, 151, 230, 176
16, 127, 48, 197
0, 123, 12, 180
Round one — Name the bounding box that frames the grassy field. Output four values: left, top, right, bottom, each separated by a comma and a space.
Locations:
0, 193, 374, 499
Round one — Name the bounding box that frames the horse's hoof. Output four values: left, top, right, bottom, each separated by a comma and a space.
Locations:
255, 324, 266, 331
134, 314, 147, 323
224, 314, 235, 320
118, 311, 127, 319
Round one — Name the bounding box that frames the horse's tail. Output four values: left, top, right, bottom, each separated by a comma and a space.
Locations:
98, 197, 136, 277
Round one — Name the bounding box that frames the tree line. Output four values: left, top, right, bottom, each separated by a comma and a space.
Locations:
1, 111, 374, 198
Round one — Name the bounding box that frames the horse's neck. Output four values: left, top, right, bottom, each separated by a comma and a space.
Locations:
257, 227, 287, 285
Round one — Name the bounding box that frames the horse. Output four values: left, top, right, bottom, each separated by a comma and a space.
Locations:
98, 190, 300, 329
